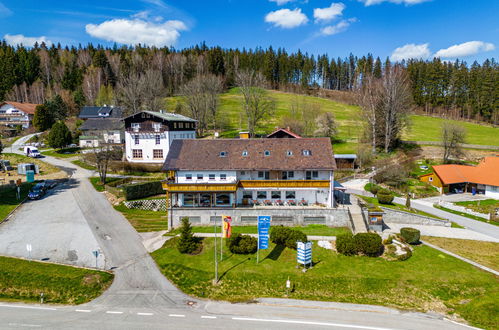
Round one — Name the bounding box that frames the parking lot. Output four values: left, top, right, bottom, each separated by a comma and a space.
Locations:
0, 179, 105, 268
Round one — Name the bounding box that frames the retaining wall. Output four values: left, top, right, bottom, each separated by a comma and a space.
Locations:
379, 207, 450, 227
436, 201, 490, 220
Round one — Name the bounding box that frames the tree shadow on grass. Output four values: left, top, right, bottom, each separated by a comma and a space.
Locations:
219, 257, 250, 281
264, 244, 285, 261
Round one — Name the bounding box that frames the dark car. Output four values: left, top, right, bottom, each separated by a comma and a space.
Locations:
28, 183, 47, 200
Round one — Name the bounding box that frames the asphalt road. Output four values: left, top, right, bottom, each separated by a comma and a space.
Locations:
0, 135, 476, 329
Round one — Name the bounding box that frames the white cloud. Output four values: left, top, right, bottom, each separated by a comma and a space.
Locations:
3, 34, 52, 46
434, 41, 495, 58
390, 43, 431, 61
359, 0, 429, 6
314, 3, 345, 23
85, 18, 187, 47
269, 0, 295, 5
265, 8, 308, 29
0, 2, 12, 17
320, 18, 356, 36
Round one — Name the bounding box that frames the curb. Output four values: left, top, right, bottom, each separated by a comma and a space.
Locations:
1, 196, 28, 224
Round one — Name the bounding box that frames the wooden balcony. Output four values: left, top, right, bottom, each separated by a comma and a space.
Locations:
239, 180, 330, 188
162, 182, 238, 192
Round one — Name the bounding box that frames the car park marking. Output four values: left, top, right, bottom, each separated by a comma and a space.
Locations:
137, 312, 154, 316
201, 315, 217, 319
105, 311, 123, 314
168, 314, 185, 318
75, 309, 91, 313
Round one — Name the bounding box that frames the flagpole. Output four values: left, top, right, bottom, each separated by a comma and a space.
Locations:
214, 216, 218, 283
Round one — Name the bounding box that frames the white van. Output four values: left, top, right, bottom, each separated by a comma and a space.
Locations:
24, 146, 41, 158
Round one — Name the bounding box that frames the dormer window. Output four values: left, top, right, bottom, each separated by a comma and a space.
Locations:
220, 151, 227, 157
242, 150, 248, 157
131, 123, 140, 132
264, 150, 271, 156
286, 150, 293, 156
153, 123, 161, 132
302, 149, 311, 156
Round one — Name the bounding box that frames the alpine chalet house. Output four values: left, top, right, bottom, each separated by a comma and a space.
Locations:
124, 110, 196, 164
162, 138, 351, 228
0, 101, 39, 129
78, 105, 122, 120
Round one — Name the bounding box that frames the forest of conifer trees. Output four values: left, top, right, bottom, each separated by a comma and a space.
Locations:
0, 41, 497, 124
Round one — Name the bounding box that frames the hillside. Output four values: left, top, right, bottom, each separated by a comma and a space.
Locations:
167, 89, 498, 154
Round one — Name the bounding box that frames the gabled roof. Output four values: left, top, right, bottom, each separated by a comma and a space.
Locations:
79, 106, 122, 119
123, 110, 196, 122
1, 101, 39, 115
162, 138, 336, 171
79, 118, 123, 131
433, 156, 499, 186
267, 127, 302, 139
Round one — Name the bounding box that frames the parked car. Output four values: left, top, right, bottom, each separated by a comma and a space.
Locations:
28, 183, 47, 200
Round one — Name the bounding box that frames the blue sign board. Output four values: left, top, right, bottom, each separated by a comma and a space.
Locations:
257, 216, 271, 250
297, 241, 312, 265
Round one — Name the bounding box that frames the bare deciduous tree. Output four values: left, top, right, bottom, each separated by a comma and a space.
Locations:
357, 75, 382, 153
314, 112, 337, 137
442, 122, 466, 163
236, 70, 275, 136
92, 143, 122, 185
117, 71, 143, 115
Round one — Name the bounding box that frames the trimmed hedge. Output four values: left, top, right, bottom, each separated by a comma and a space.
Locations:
377, 190, 394, 204
226, 234, 257, 254
336, 233, 356, 255
122, 181, 163, 200
400, 227, 420, 244
336, 232, 382, 257
270, 226, 308, 249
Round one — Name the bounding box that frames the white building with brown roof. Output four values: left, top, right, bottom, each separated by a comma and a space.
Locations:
0, 101, 39, 129
162, 138, 337, 211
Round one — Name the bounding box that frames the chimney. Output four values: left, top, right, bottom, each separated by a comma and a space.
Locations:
239, 131, 250, 139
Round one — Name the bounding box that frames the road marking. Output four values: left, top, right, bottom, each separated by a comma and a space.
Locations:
75, 309, 91, 313
169, 314, 185, 318
106, 311, 123, 314
8, 323, 41, 328
201, 315, 217, 319
231, 317, 396, 330
137, 312, 154, 316
0, 304, 56, 311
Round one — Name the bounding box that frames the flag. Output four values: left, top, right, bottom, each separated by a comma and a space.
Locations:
222, 215, 232, 238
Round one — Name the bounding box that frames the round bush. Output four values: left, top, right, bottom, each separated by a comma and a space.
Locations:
400, 227, 420, 244
226, 234, 257, 254
336, 233, 356, 255
370, 185, 380, 195
377, 191, 394, 204
353, 233, 382, 256
285, 230, 308, 249
270, 226, 307, 249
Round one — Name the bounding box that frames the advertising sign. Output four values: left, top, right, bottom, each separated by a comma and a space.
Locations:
257, 215, 271, 250
222, 215, 232, 238
297, 241, 312, 266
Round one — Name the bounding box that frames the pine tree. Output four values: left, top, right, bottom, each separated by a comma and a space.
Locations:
176, 217, 199, 254
33, 104, 55, 131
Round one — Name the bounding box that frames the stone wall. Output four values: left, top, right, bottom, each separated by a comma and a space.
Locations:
168, 207, 351, 228
379, 208, 450, 227
436, 201, 490, 220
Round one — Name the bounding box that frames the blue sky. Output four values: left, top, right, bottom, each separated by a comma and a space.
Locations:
0, 0, 497, 62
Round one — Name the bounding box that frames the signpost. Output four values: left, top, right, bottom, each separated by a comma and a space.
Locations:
297, 241, 312, 270
92, 250, 99, 268
221, 215, 232, 261
257, 215, 271, 263
26, 243, 32, 261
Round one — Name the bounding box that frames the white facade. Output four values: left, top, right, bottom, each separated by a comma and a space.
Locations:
125, 130, 196, 163
485, 185, 499, 199
0, 104, 31, 128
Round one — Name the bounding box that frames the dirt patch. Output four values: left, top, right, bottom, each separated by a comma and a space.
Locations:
82, 274, 102, 286
104, 190, 124, 206
420, 146, 498, 162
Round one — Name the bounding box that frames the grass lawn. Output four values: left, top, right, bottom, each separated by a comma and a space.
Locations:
358, 195, 446, 220
114, 203, 168, 232
0, 256, 113, 304
88, 176, 123, 192
422, 236, 499, 272
152, 238, 498, 329
41, 147, 80, 159
434, 205, 499, 226
451, 222, 465, 229
167, 225, 351, 236
167, 89, 499, 150
2, 153, 60, 175
71, 159, 97, 171
0, 183, 33, 221
454, 199, 499, 215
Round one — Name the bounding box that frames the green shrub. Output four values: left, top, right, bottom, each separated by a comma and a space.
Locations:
377, 191, 394, 204
400, 227, 420, 244
336, 233, 356, 255
270, 226, 308, 249
397, 246, 413, 261
177, 217, 200, 254
370, 184, 380, 195
353, 233, 382, 257
383, 235, 393, 245
226, 234, 257, 254
122, 181, 163, 200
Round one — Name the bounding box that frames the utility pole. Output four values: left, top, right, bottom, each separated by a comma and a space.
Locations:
214, 219, 218, 284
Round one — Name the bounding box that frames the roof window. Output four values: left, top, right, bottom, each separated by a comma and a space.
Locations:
264, 150, 271, 156
242, 150, 248, 157
302, 149, 311, 156
286, 150, 293, 156
220, 151, 228, 157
